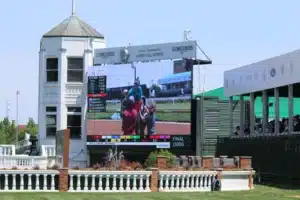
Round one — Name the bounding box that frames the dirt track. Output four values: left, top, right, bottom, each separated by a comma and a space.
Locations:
87, 120, 190, 135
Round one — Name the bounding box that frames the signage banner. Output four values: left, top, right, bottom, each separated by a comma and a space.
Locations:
94, 40, 197, 65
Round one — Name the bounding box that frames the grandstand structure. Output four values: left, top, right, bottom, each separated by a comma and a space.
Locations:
157, 71, 192, 97
224, 49, 300, 135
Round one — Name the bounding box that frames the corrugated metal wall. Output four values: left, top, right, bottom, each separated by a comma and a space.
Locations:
199, 97, 249, 156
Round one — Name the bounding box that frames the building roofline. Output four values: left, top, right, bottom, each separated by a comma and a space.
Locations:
42, 35, 104, 39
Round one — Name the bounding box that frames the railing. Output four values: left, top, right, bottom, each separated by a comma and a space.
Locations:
0, 145, 15, 156
68, 171, 152, 192
0, 155, 48, 169
0, 170, 59, 192
229, 132, 300, 138
0, 169, 253, 192
41, 145, 56, 156
158, 171, 218, 192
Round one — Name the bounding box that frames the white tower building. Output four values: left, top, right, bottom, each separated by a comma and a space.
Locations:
38, 3, 106, 167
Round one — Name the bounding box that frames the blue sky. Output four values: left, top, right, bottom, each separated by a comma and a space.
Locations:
1, 0, 300, 123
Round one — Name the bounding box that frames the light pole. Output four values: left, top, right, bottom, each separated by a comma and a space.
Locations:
6, 100, 11, 119
16, 90, 20, 144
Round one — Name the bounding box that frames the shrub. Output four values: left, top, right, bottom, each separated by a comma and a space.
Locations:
131, 162, 143, 170
144, 149, 175, 168
93, 163, 102, 170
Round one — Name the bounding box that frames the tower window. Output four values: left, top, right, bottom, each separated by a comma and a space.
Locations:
67, 106, 82, 139
67, 58, 84, 82
46, 106, 57, 137
46, 58, 58, 82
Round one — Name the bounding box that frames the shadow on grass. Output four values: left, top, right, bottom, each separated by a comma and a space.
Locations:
254, 175, 300, 190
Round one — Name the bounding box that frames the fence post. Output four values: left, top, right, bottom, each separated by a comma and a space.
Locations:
150, 168, 159, 192
59, 168, 69, 192
201, 156, 214, 169
248, 170, 254, 190
239, 156, 252, 169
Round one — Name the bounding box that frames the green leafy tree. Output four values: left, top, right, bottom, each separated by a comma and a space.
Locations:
19, 117, 38, 141
150, 84, 162, 96
0, 117, 16, 144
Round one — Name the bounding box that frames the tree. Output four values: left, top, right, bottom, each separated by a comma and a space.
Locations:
150, 84, 161, 96
19, 118, 38, 141
0, 117, 16, 144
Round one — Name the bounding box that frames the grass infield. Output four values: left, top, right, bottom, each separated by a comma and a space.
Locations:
1, 186, 299, 200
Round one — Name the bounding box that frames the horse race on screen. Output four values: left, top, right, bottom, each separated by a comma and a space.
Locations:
87, 61, 191, 138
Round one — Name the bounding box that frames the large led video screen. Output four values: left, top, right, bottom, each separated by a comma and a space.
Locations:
86, 61, 191, 149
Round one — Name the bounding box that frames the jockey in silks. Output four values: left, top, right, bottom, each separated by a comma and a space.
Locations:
128, 79, 143, 113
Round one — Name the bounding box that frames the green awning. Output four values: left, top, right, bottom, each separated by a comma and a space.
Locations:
194, 87, 300, 118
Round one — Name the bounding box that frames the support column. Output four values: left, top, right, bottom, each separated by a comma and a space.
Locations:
262, 90, 269, 133
240, 95, 244, 134
274, 88, 280, 133
288, 84, 294, 134
57, 48, 67, 130
38, 49, 45, 141
229, 96, 233, 135
249, 93, 255, 134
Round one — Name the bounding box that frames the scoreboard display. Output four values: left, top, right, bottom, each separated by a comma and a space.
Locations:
86, 135, 191, 149
88, 76, 107, 113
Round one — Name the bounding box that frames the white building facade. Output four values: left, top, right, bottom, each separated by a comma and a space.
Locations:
38, 13, 106, 167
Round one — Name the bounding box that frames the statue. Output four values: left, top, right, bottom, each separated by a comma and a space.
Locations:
106, 147, 124, 169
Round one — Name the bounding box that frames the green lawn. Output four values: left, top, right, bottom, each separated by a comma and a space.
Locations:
2, 186, 300, 200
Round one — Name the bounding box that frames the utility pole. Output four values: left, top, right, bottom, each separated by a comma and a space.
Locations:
16, 90, 20, 144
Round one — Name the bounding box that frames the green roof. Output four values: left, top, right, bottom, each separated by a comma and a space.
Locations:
195, 87, 300, 118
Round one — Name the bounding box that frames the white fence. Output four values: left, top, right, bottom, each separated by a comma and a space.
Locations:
0, 155, 48, 169
159, 171, 218, 192
0, 145, 15, 156
0, 145, 56, 170
0, 170, 254, 192
158, 171, 252, 192
68, 171, 152, 192
41, 145, 56, 157
0, 170, 59, 192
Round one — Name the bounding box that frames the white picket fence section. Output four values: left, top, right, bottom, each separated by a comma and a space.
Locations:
0, 145, 15, 156
68, 171, 152, 192
41, 145, 55, 156
0, 145, 57, 170
0, 170, 59, 192
159, 171, 253, 192
0, 155, 48, 169
0, 170, 254, 192
159, 171, 218, 192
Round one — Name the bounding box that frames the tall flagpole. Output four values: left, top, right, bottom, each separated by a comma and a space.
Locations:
72, 0, 76, 15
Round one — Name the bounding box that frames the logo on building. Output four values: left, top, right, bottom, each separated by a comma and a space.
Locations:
270, 68, 276, 77
172, 45, 194, 54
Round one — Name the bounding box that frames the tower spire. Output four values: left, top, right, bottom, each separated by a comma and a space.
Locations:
72, 0, 76, 16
